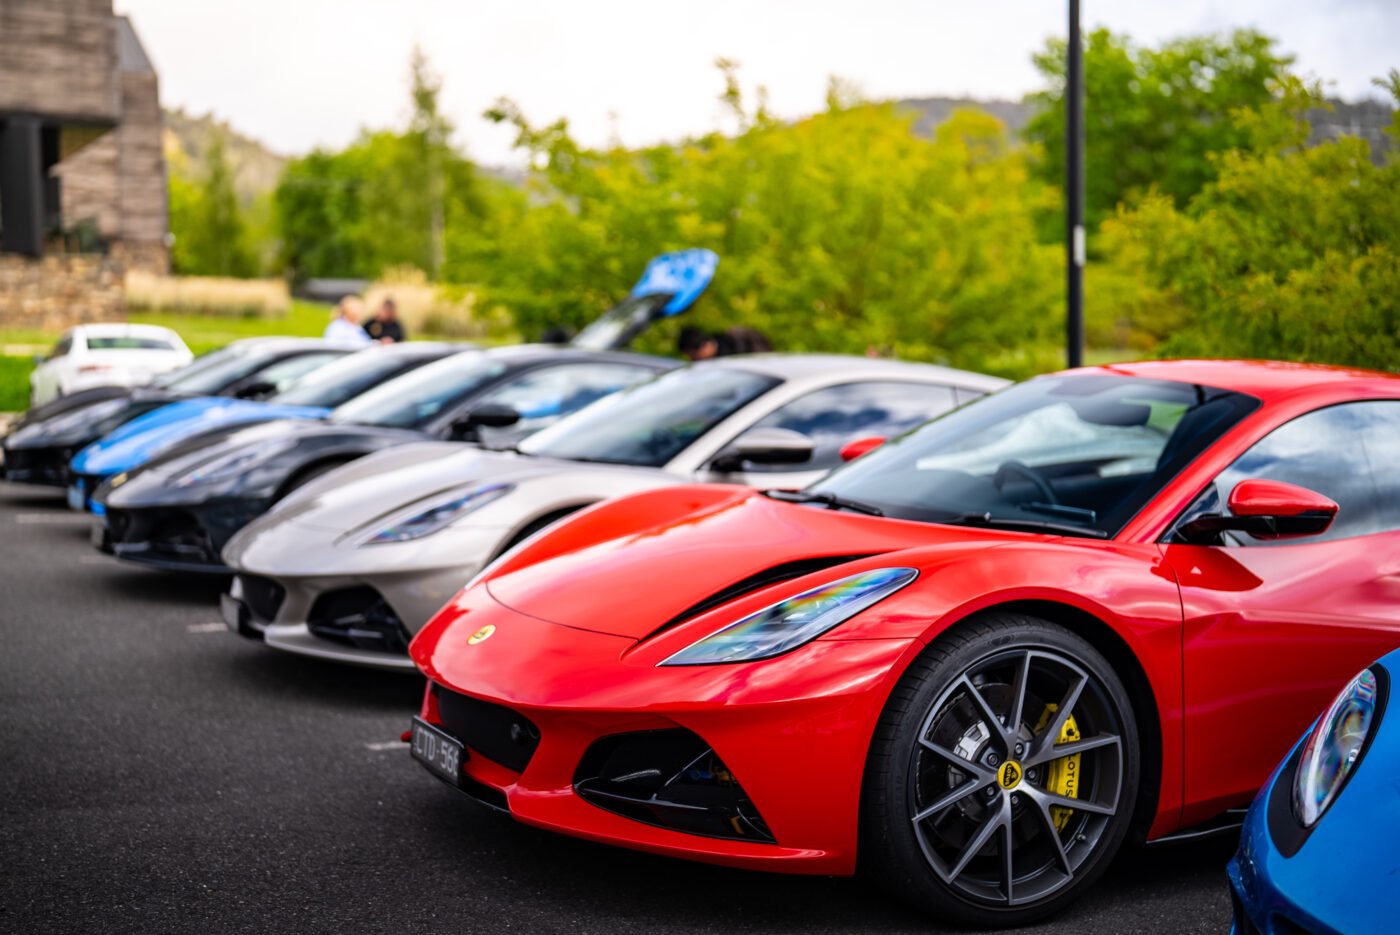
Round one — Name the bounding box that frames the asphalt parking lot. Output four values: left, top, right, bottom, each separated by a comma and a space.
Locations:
0, 480, 1234, 934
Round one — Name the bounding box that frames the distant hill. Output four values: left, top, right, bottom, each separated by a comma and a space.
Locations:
162, 107, 287, 202
895, 97, 1035, 138
893, 94, 1393, 161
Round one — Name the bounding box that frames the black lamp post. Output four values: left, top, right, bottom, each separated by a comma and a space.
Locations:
1066, 0, 1085, 367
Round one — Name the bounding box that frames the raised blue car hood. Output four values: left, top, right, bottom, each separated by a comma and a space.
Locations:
630, 248, 719, 315
71, 397, 331, 479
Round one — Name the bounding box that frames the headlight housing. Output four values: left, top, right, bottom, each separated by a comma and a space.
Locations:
660, 567, 918, 666
1293, 667, 1381, 828
361, 483, 514, 544
172, 439, 294, 488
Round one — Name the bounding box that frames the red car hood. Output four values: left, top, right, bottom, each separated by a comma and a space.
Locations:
485, 488, 1008, 640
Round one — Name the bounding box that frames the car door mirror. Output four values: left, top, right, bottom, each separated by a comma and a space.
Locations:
233, 380, 278, 400
1178, 479, 1338, 543
711, 427, 815, 473
448, 403, 521, 441
839, 436, 885, 462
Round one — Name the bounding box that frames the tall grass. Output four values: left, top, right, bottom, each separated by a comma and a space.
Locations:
363, 267, 497, 339
125, 271, 290, 318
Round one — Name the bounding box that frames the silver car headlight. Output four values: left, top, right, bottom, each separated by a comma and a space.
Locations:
660, 567, 918, 666
1293, 667, 1381, 828
361, 483, 514, 545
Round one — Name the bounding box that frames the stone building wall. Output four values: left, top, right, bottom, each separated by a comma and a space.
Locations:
0, 254, 124, 329
0, 0, 119, 123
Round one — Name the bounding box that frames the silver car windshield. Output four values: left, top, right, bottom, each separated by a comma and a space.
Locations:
330, 352, 505, 428
272, 350, 429, 408
154, 345, 245, 389
518, 365, 780, 467
808, 374, 1259, 537
160, 347, 285, 395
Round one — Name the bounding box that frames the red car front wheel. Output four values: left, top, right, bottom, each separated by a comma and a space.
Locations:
862, 612, 1140, 927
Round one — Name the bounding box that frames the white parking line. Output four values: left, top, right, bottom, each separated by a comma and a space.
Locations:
15, 512, 88, 524
364, 741, 407, 752
186, 622, 227, 634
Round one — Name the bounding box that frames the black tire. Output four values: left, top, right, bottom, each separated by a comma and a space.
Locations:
861, 611, 1140, 928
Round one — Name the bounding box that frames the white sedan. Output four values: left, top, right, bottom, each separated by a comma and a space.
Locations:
30, 324, 194, 406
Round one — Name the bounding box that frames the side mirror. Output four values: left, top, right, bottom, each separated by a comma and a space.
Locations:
711, 427, 814, 473
449, 403, 521, 441
1179, 479, 1338, 543
233, 380, 278, 400
839, 436, 885, 463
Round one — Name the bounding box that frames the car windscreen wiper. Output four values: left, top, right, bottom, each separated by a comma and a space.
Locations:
762, 489, 885, 517
938, 511, 1108, 539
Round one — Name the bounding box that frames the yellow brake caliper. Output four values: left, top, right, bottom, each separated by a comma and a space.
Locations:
1033, 703, 1081, 831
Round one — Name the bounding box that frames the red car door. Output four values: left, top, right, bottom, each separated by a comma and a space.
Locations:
1166, 400, 1400, 827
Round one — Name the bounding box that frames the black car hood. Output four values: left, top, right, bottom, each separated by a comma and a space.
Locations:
12, 386, 134, 431
5, 388, 188, 449
102, 418, 429, 508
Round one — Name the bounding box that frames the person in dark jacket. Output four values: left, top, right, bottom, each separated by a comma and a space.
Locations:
364, 298, 406, 343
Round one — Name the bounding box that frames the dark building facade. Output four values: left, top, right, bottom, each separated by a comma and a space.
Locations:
0, 0, 167, 326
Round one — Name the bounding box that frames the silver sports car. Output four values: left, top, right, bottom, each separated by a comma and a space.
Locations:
220, 355, 1007, 670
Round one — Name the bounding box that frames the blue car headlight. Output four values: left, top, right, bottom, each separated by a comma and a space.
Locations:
1293, 668, 1380, 828
361, 483, 514, 544
660, 567, 918, 666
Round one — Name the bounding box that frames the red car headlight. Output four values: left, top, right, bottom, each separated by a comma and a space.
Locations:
660, 567, 918, 666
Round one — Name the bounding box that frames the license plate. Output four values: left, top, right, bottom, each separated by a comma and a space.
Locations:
67, 481, 85, 511
410, 717, 465, 787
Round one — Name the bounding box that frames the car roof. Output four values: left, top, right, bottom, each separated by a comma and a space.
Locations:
1075, 359, 1400, 401
348, 340, 469, 359
709, 353, 1009, 392
70, 323, 181, 338
476, 343, 678, 369
221, 337, 348, 353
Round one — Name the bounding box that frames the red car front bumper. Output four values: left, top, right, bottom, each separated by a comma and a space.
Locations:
411, 585, 921, 875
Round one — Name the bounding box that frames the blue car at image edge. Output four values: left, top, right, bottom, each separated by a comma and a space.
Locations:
1229, 649, 1399, 934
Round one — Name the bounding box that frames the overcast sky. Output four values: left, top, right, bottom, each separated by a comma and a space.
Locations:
116, 0, 1398, 167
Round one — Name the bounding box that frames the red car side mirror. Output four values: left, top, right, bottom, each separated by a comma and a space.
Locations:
1179, 479, 1338, 543
839, 436, 886, 463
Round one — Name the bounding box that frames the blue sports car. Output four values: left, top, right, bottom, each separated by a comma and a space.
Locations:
66, 342, 459, 512
1228, 651, 1394, 934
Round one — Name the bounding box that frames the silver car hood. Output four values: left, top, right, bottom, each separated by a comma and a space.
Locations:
224, 440, 686, 570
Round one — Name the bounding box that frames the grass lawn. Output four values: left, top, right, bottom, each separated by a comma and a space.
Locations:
0, 300, 335, 413
128, 300, 334, 354
0, 356, 32, 412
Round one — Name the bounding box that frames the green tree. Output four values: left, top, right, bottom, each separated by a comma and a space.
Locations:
170, 130, 256, 277
1102, 75, 1400, 371
479, 69, 1064, 376
1026, 29, 1295, 232
273, 47, 484, 282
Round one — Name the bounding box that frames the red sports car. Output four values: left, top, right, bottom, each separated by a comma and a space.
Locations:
407, 360, 1400, 926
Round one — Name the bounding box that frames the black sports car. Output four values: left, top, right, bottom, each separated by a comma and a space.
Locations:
1, 338, 349, 487
92, 345, 677, 572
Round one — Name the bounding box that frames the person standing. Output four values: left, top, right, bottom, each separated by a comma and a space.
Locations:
324, 297, 373, 346
364, 298, 407, 343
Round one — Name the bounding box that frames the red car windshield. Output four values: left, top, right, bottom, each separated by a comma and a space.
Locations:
808, 374, 1259, 538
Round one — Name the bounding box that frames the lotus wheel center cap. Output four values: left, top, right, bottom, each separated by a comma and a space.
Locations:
998, 760, 1023, 791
